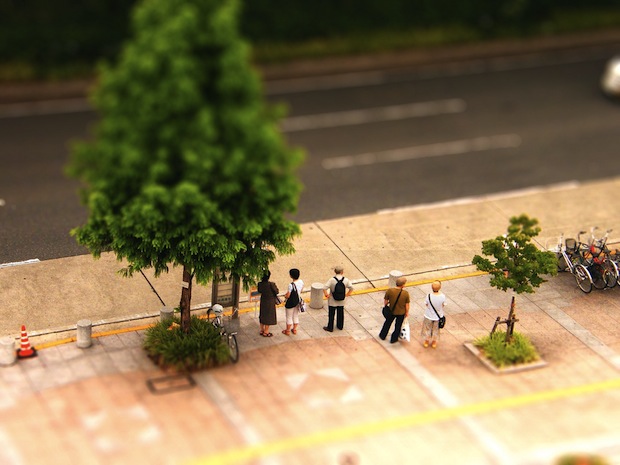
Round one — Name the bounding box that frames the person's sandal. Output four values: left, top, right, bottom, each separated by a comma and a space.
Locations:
282, 329, 290, 336
291, 328, 297, 335
262, 332, 273, 337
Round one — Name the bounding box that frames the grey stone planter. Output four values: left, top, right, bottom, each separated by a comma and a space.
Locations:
464, 342, 547, 375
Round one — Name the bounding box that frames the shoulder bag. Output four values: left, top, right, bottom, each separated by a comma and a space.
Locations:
382, 289, 403, 319
428, 294, 446, 328
272, 283, 281, 305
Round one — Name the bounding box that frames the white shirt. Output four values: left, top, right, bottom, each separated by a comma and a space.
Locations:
425, 292, 446, 320
288, 279, 304, 297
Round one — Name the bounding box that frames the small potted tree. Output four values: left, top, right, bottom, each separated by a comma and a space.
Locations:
468, 214, 558, 372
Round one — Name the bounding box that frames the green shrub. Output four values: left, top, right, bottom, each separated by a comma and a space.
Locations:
473, 331, 539, 368
143, 316, 230, 372
555, 454, 609, 465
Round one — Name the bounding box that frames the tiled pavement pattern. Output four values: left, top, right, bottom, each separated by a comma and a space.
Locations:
2, 273, 620, 465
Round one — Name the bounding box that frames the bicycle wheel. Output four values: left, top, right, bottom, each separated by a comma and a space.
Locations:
227, 334, 239, 363
574, 264, 592, 293
602, 259, 619, 288
589, 263, 608, 290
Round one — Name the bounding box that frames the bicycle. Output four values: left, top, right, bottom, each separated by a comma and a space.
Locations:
550, 233, 593, 293
587, 227, 619, 288
577, 229, 612, 290
207, 304, 239, 363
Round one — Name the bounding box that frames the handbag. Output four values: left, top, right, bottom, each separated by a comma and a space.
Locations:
382, 305, 391, 319
285, 282, 300, 308
298, 299, 306, 313
272, 284, 282, 305
399, 317, 410, 342
428, 294, 446, 328
382, 289, 403, 319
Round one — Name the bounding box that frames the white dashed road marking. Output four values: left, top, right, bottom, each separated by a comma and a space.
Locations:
322, 133, 522, 170
281, 98, 466, 132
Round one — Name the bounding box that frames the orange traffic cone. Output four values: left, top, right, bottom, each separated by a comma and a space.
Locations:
17, 325, 37, 359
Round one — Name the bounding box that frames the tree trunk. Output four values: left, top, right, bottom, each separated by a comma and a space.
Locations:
180, 265, 193, 333
505, 296, 516, 343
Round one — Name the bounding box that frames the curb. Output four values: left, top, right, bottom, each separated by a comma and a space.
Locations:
463, 342, 548, 375
26, 269, 489, 350
2, 29, 620, 104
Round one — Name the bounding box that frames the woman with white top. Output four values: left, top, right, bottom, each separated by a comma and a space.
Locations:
283, 268, 304, 336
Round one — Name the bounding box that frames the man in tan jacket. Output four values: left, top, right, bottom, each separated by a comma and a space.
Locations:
379, 276, 410, 343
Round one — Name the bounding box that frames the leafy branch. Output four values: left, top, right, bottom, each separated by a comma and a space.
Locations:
472, 214, 557, 294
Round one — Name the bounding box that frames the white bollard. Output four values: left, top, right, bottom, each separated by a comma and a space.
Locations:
77, 319, 92, 349
0, 336, 16, 366
310, 282, 325, 309
388, 270, 403, 288
160, 306, 174, 323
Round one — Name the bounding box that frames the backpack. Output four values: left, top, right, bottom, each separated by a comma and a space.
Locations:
285, 282, 300, 308
332, 277, 346, 301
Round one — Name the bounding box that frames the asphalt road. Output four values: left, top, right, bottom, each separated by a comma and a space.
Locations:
283, 46, 620, 221
1, 43, 620, 263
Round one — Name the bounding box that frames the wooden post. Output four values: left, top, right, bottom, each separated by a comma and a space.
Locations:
490, 296, 519, 343
505, 296, 517, 343
490, 317, 501, 335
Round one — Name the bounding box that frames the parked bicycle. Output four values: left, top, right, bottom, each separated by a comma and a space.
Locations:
575, 230, 609, 290
207, 304, 239, 363
586, 227, 619, 288
550, 233, 593, 293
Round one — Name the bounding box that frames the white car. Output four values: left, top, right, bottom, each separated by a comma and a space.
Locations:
601, 56, 620, 97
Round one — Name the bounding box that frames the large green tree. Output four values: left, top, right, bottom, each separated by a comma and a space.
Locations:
67, 0, 303, 332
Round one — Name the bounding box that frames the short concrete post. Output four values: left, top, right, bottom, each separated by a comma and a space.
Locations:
0, 336, 16, 366
310, 282, 325, 309
160, 306, 174, 323
388, 270, 403, 288
76, 319, 92, 349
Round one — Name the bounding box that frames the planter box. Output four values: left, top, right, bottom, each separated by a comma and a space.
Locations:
464, 342, 547, 375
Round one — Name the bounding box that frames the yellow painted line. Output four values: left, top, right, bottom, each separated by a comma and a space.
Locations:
36, 337, 78, 350
35, 323, 156, 350
351, 270, 487, 295
32, 270, 488, 349
186, 376, 620, 465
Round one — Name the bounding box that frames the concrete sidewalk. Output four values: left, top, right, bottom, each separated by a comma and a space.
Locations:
2, 176, 619, 344
1, 177, 620, 465
2, 267, 620, 465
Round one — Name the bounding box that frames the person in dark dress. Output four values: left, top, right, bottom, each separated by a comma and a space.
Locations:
257, 271, 279, 337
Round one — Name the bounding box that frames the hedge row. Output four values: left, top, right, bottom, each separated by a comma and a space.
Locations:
0, 0, 616, 73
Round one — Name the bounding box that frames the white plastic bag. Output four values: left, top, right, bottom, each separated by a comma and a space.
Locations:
399, 317, 410, 342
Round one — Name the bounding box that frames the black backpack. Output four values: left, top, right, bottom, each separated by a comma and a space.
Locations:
285, 282, 300, 308
332, 277, 346, 301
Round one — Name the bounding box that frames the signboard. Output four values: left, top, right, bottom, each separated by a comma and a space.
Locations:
211, 276, 240, 318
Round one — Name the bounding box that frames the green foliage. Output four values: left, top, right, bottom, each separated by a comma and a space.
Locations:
252, 26, 479, 64
67, 0, 303, 291
555, 454, 609, 465
4, 2, 620, 79
6, 1, 620, 80
472, 214, 558, 294
144, 316, 230, 371
473, 331, 539, 368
